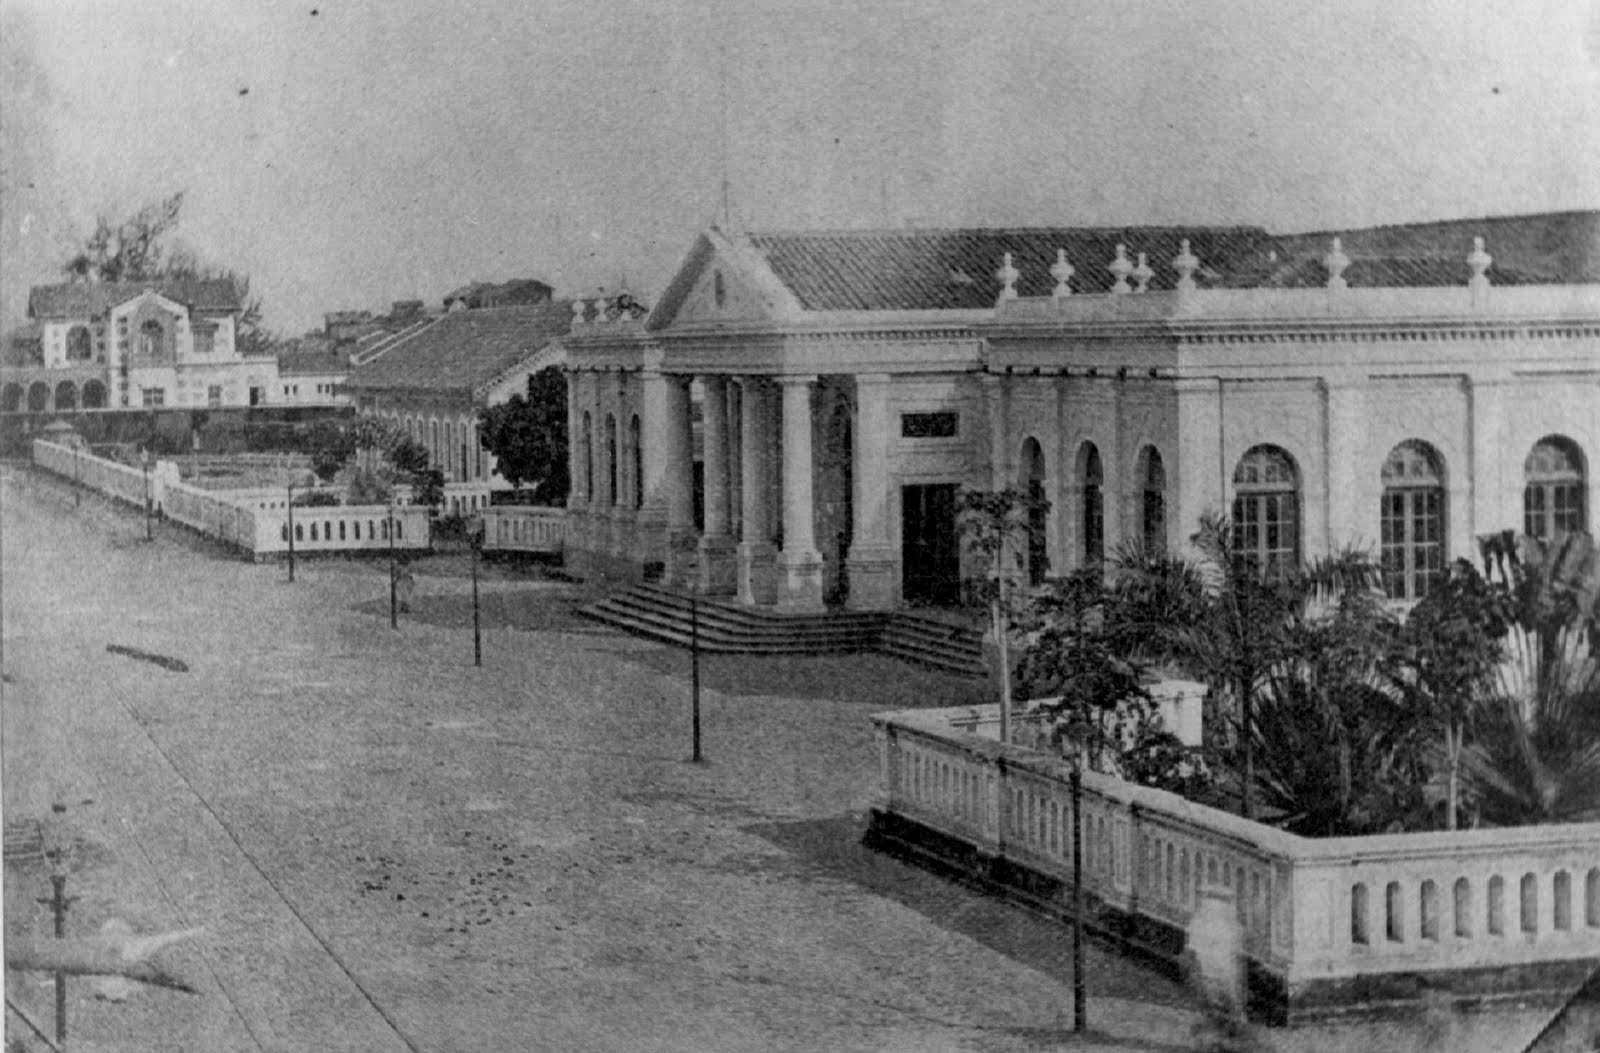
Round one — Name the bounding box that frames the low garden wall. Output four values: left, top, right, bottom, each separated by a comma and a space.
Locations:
481, 505, 565, 555
867, 703, 1600, 1023
33, 440, 431, 559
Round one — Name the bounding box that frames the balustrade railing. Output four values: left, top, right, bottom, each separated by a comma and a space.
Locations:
481, 506, 565, 553
875, 704, 1600, 989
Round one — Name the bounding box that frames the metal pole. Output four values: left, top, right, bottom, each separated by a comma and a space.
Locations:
388, 502, 398, 630
143, 458, 152, 542
1071, 760, 1086, 1034
51, 873, 68, 1049
73, 446, 80, 508
690, 595, 702, 763
470, 527, 482, 667
286, 483, 296, 583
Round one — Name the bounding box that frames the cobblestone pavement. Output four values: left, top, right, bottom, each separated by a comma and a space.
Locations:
1, 468, 1553, 1052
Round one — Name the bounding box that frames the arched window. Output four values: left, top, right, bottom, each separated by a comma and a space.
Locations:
1080, 443, 1104, 567
1020, 438, 1048, 585
2, 384, 22, 413
139, 319, 163, 357
606, 413, 618, 505
631, 415, 643, 508
54, 381, 77, 412
66, 325, 92, 362
81, 380, 107, 409
1232, 445, 1300, 579
581, 411, 593, 501
1141, 447, 1166, 557
1524, 436, 1586, 540
27, 381, 50, 413
1381, 440, 1446, 602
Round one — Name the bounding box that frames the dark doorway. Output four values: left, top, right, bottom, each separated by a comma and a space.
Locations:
902, 483, 959, 606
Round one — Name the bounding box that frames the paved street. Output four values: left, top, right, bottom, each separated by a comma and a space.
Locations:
0, 467, 1551, 1052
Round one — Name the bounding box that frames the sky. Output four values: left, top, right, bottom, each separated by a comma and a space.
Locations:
2, 0, 1598, 336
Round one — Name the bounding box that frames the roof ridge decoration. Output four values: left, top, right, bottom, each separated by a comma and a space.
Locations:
1109, 244, 1133, 294
1324, 237, 1351, 290
643, 226, 803, 331
1050, 249, 1075, 298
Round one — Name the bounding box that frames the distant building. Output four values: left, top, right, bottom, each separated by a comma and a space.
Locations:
561, 210, 1600, 610
443, 279, 554, 312
274, 344, 356, 407
4, 278, 278, 413
342, 302, 576, 513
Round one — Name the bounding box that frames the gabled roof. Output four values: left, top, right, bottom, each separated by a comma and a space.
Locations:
707, 211, 1599, 316
277, 346, 355, 377
28, 278, 243, 319
343, 303, 573, 396
742, 226, 1277, 310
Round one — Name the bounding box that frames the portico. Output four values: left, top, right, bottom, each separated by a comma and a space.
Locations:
561, 215, 1600, 613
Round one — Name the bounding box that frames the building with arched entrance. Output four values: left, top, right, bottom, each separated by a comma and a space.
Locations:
562, 210, 1599, 611
3, 279, 275, 414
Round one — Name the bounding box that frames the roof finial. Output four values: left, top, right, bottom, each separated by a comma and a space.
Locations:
1109, 243, 1133, 294
1050, 249, 1075, 298
571, 299, 586, 325
995, 252, 1020, 304
1324, 237, 1350, 291
1467, 236, 1492, 293
1132, 252, 1155, 294
1173, 239, 1200, 293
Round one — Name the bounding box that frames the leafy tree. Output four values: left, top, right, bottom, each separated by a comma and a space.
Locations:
305, 421, 356, 483
63, 191, 185, 282
957, 487, 1050, 745
477, 367, 569, 503
1392, 560, 1513, 829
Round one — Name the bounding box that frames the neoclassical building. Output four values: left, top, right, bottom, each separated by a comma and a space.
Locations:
563, 211, 1599, 611
4, 278, 276, 413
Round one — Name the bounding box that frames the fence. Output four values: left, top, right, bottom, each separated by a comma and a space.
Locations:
481, 505, 565, 555
32, 440, 431, 559
872, 704, 1600, 1018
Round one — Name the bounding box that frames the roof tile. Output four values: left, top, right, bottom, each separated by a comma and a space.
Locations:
343, 303, 572, 395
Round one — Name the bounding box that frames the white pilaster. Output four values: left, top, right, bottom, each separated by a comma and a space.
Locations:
1174, 376, 1225, 560
662, 373, 697, 586
1324, 378, 1367, 551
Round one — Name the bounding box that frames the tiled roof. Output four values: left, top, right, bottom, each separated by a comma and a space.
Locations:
28, 278, 243, 319
739, 211, 1599, 311
1264, 211, 1600, 288
343, 303, 573, 395
277, 347, 354, 377
744, 227, 1275, 310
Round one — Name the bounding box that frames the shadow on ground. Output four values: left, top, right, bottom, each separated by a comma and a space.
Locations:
745, 813, 1195, 1014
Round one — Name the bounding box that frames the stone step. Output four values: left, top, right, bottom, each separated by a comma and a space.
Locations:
582, 585, 987, 676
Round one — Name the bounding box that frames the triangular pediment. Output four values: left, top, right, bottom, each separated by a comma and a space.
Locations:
110, 290, 188, 320
646, 228, 802, 331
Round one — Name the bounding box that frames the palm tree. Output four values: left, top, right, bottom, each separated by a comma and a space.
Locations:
1459, 532, 1600, 825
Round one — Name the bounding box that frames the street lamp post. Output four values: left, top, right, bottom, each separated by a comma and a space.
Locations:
690, 595, 703, 763
470, 519, 482, 667
142, 449, 153, 542
1070, 755, 1087, 1033
286, 482, 296, 583
388, 497, 398, 630
73, 444, 80, 509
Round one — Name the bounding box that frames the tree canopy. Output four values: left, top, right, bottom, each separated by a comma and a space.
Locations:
477, 367, 569, 504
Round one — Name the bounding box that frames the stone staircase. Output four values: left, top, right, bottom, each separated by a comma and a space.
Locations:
579, 584, 986, 676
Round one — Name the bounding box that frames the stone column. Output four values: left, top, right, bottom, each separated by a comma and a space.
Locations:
776, 374, 824, 610
736, 378, 777, 604
566, 371, 584, 510
662, 373, 698, 587
634, 353, 671, 568
697, 375, 737, 593
726, 379, 743, 542
846, 373, 896, 610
